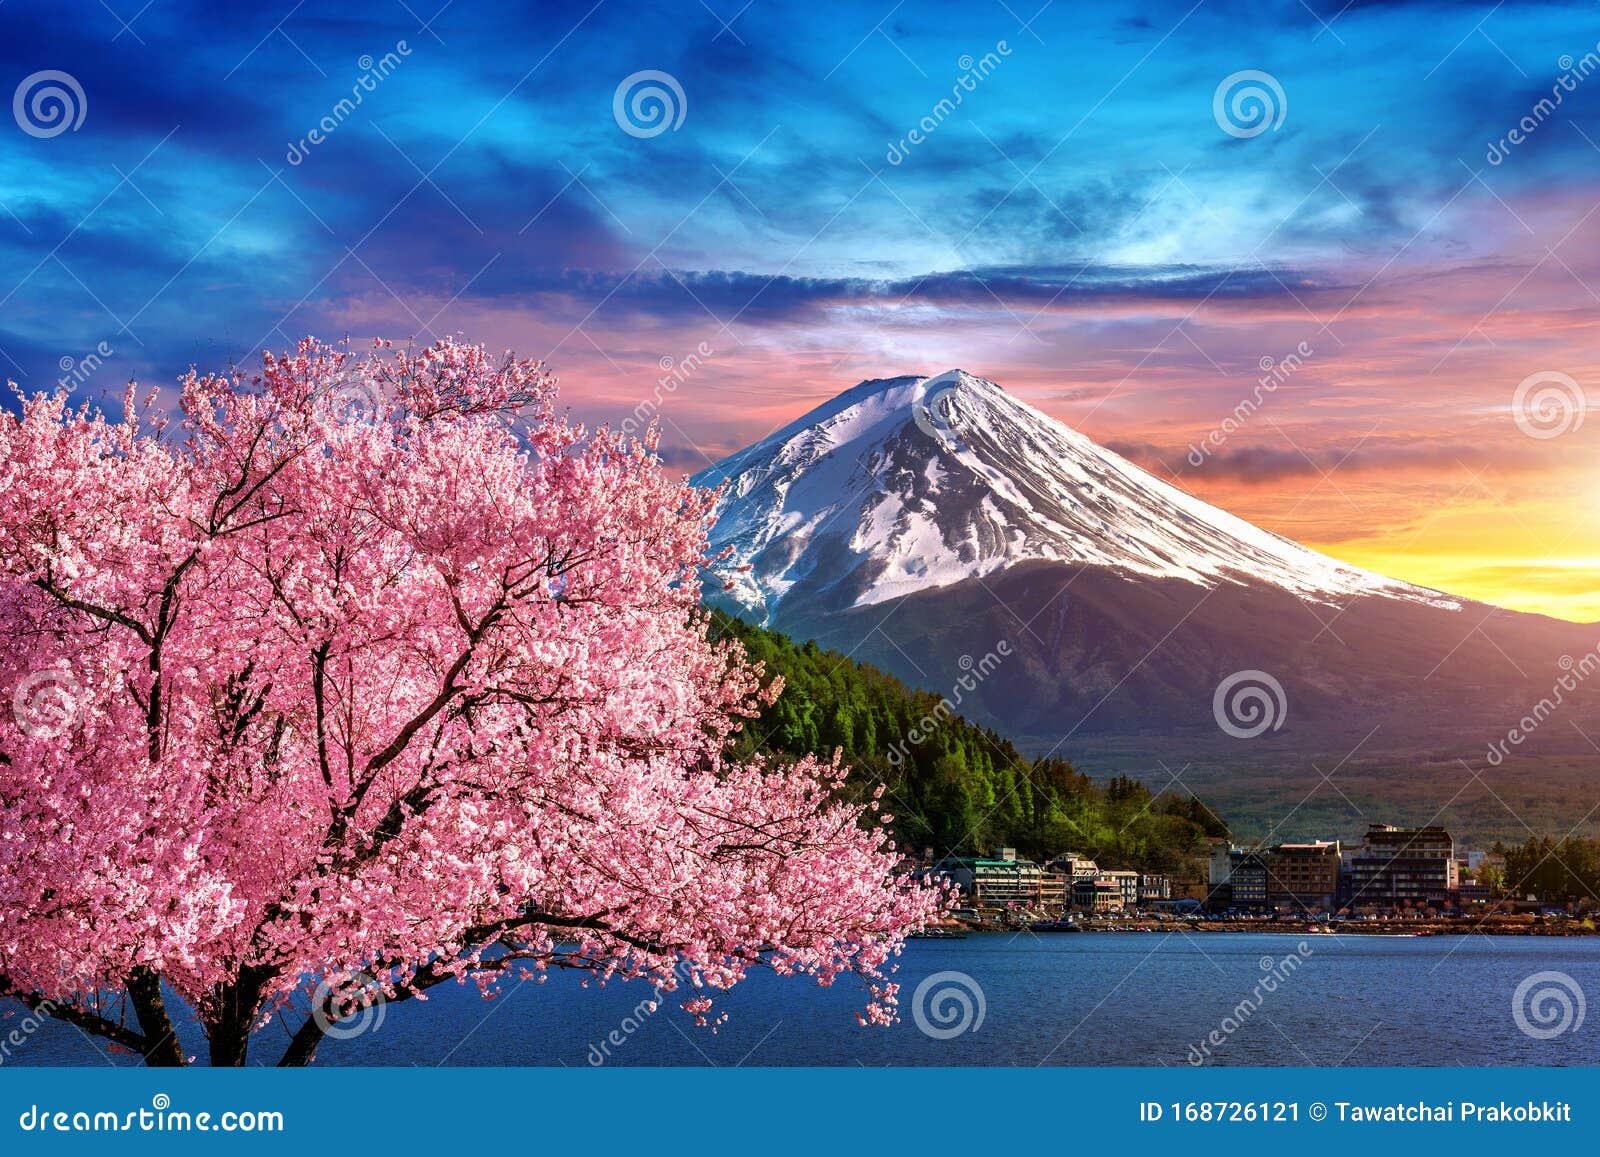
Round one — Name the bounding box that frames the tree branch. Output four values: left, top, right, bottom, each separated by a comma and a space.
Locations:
0, 977, 151, 1055
125, 967, 187, 1066
32, 577, 153, 645
274, 909, 670, 1066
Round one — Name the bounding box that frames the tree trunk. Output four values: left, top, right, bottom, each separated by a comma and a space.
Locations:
277, 1017, 325, 1067
126, 968, 187, 1067
207, 1016, 251, 1067
205, 970, 270, 1067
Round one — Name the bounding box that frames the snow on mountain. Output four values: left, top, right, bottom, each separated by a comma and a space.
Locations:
691, 370, 1459, 623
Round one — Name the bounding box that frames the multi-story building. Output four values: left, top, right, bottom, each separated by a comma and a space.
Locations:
1204, 843, 1270, 910
1229, 852, 1269, 910
1205, 841, 1239, 910
1266, 841, 1341, 912
1139, 874, 1172, 904
1344, 825, 1457, 909
1073, 875, 1126, 912
1208, 841, 1238, 887
1102, 870, 1141, 909
1039, 866, 1072, 913
938, 848, 1044, 910
1049, 854, 1099, 880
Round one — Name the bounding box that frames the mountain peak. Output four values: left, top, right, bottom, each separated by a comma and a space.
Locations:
845, 368, 989, 390
910, 368, 995, 391
692, 369, 1457, 623
801, 368, 1000, 416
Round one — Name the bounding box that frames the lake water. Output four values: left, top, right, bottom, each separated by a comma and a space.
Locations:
9, 933, 1600, 1066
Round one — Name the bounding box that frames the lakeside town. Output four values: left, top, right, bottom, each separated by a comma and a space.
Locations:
913, 823, 1600, 935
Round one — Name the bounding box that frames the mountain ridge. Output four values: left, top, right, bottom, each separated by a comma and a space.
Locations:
690, 369, 1600, 830
692, 369, 1460, 626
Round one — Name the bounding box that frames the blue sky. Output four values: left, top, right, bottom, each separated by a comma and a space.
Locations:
4, 0, 1600, 616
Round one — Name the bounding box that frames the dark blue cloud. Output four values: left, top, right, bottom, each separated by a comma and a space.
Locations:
0, 0, 1592, 397
385, 262, 1337, 329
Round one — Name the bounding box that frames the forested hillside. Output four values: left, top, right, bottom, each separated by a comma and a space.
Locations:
711, 611, 1228, 874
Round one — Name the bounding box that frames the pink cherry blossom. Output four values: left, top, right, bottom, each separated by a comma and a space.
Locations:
0, 338, 945, 1065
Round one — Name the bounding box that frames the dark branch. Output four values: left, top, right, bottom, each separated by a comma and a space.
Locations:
0, 977, 151, 1055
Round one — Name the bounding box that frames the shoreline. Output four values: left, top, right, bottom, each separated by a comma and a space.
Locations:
929, 915, 1598, 937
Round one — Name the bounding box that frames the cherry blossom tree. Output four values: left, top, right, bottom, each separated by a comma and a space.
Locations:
0, 338, 942, 1066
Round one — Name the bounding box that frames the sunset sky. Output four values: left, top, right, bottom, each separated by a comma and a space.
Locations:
4, 0, 1599, 621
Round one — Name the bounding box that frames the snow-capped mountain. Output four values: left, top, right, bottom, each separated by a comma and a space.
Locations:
693, 370, 1456, 623
693, 370, 1596, 785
